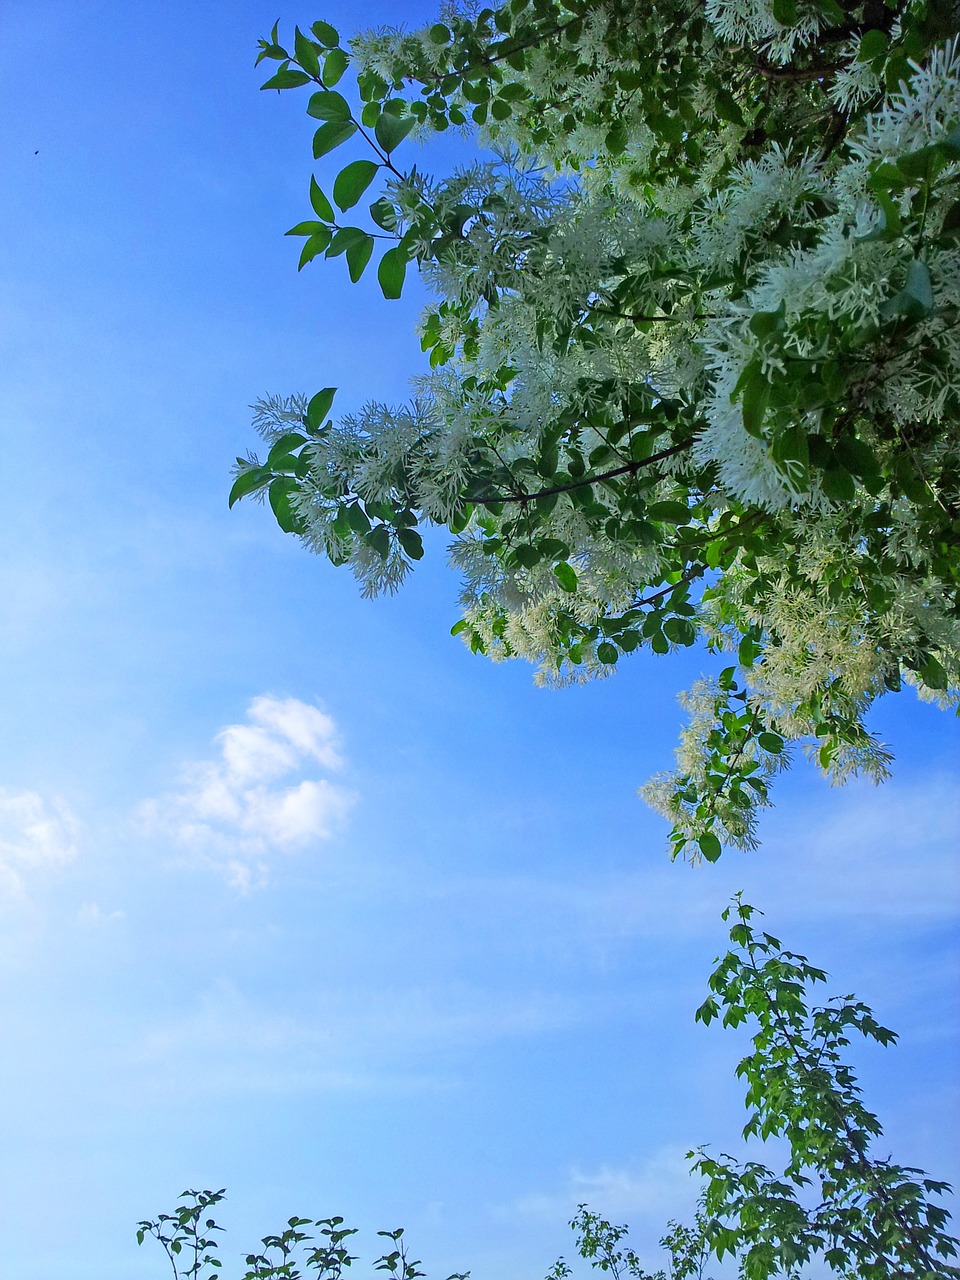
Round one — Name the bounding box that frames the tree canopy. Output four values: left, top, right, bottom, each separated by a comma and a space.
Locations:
233, 0, 960, 862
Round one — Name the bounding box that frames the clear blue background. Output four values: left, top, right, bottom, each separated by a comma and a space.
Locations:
0, 3, 957, 1277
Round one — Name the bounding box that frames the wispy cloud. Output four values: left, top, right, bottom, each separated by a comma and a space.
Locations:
77, 901, 125, 926
127, 978, 588, 1099
140, 695, 353, 889
0, 788, 79, 901
510, 1146, 698, 1225
442, 771, 960, 951
767, 772, 960, 922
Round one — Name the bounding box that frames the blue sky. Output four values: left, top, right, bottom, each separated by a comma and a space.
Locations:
0, 3, 958, 1277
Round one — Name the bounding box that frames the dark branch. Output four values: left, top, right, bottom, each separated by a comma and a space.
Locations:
588, 304, 718, 323
426, 14, 584, 86
469, 438, 695, 507
632, 563, 706, 609
750, 60, 842, 81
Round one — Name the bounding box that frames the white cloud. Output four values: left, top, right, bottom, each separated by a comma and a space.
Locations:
511, 1147, 697, 1224
77, 901, 125, 926
140, 695, 353, 888
0, 788, 79, 900
446, 771, 960, 950
768, 772, 960, 922
127, 980, 587, 1100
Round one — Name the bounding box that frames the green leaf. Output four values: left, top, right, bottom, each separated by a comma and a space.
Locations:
605, 122, 628, 156
333, 160, 379, 211
863, 188, 902, 241
397, 527, 424, 560
758, 732, 784, 753
229, 467, 270, 507
298, 230, 332, 269
307, 90, 351, 121
738, 633, 762, 666
918, 654, 948, 691
369, 197, 398, 231
293, 27, 321, 77
311, 20, 339, 47
645, 500, 691, 524
857, 28, 889, 61
309, 176, 335, 222
714, 88, 744, 126
833, 435, 881, 483
428, 23, 451, 42
255, 41, 289, 67
741, 367, 770, 439
597, 641, 619, 664
695, 996, 718, 1025
264, 452, 299, 473
698, 832, 722, 862
939, 124, 960, 160
261, 67, 311, 91
267, 432, 307, 466
880, 257, 935, 322
939, 197, 960, 240
378, 246, 407, 299
269, 477, 302, 534
374, 111, 416, 154
312, 120, 357, 158
307, 387, 337, 432
897, 142, 946, 181
366, 524, 390, 559
449, 505, 473, 535
866, 160, 906, 193
285, 220, 329, 237
346, 233, 374, 282
748, 301, 786, 340
514, 544, 542, 568
903, 256, 934, 312
346, 502, 371, 534
663, 617, 696, 646
326, 226, 368, 257
771, 424, 809, 493
554, 561, 578, 592
323, 47, 349, 86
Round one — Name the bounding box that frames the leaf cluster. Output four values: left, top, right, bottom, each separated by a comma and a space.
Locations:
138, 1196, 469, 1280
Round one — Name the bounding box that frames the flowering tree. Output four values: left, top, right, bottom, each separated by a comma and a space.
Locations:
234, 0, 959, 859
196, 11, 960, 1274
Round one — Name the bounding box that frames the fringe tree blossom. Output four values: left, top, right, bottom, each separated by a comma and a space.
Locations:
239, 0, 960, 859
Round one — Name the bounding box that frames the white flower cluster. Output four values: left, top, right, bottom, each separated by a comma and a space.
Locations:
641, 678, 789, 852
849, 37, 960, 168
706, 0, 827, 64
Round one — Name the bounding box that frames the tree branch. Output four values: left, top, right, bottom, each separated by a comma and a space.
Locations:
632, 563, 706, 609
425, 13, 585, 86
750, 60, 842, 82
741, 925, 947, 1275
587, 304, 718, 323
469, 438, 695, 506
